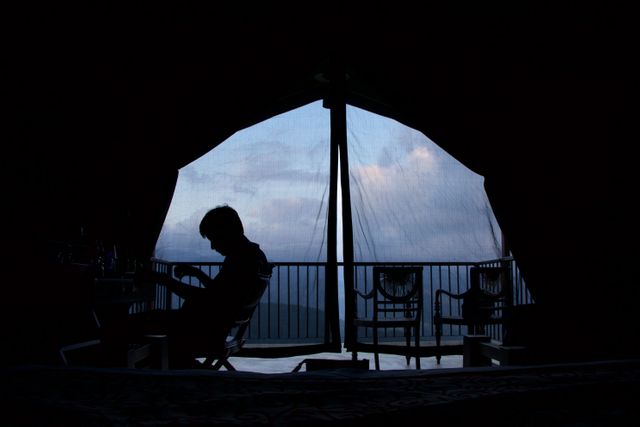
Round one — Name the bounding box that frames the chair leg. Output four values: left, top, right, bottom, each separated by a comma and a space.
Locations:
435, 321, 442, 364
207, 351, 235, 371
415, 326, 421, 370
221, 360, 236, 371
211, 358, 236, 371
373, 328, 380, 370
405, 326, 411, 365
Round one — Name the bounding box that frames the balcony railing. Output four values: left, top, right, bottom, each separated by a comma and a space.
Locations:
150, 258, 532, 354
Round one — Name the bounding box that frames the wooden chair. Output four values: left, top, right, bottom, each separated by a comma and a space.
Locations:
353, 266, 423, 370
196, 270, 272, 371
433, 266, 511, 364
198, 312, 256, 371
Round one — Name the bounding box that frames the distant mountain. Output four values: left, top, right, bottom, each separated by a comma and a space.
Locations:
246, 302, 345, 343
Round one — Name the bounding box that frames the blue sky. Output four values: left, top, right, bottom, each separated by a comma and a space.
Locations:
155, 100, 501, 263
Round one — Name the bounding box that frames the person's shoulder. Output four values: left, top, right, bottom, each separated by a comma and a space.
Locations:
225, 238, 268, 268
244, 240, 270, 275
245, 238, 267, 260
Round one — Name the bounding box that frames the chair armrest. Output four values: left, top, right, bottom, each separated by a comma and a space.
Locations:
478, 289, 510, 309
435, 289, 466, 302
434, 289, 465, 320
354, 288, 375, 299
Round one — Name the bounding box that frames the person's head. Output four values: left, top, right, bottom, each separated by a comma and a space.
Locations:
199, 205, 244, 255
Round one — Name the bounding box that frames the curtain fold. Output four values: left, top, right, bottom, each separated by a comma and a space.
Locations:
346, 105, 502, 263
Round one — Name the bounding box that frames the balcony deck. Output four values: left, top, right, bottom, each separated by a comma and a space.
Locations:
211, 350, 465, 373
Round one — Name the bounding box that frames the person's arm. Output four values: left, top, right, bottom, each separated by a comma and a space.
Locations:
173, 264, 215, 288
146, 270, 205, 300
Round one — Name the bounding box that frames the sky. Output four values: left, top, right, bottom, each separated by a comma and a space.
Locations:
155, 100, 502, 264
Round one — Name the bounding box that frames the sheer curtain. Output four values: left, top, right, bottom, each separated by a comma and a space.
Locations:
155, 101, 331, 263
155, 101, 332, 343
156, 102, 501, 264
346, 105, 501, 262
154, 101, 502, 345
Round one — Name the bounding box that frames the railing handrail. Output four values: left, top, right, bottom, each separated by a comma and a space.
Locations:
151, 258, 515, 268
149, 257, 531, 348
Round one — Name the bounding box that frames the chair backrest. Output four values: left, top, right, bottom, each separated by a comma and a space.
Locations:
225, 269, 272, 349
372, 266, 423, 322
470, 266, 510, 295
463, 266, 512, 322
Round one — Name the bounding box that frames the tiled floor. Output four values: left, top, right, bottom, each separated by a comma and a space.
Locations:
219, 351, 464, 373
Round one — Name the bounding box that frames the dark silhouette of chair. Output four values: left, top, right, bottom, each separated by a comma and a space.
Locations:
60, 304, 170, 369
196, 270, 271, 371
60, 267, 271, 371
433, 266, 512, 364
353, 266, 423, 370
60, 273, 166, 369
58, 307, 104, 366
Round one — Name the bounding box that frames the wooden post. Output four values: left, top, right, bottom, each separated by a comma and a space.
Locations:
335, 84, 355, 352
325, 76, 341, 349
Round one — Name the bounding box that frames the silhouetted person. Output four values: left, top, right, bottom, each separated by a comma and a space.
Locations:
105, 205, 270, 368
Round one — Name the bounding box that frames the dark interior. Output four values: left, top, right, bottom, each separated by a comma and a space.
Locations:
3, 7, 636, 367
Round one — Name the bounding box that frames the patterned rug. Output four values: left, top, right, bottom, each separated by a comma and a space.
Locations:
2, 359, 639, 426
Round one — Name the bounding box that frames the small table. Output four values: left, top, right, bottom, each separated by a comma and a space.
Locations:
93, 277, 156, 339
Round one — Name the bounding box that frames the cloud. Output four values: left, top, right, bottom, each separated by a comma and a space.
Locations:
408, 145, 436, 167
155, 209, 220, 262
180, 140, 329, 189
347, 122, 500, 262
246, 196, 328, 262
255, 197, 321, 224
157, 102, 501, 264
179, 166, 210, 186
